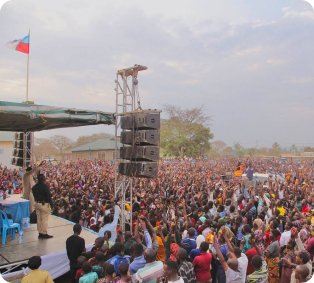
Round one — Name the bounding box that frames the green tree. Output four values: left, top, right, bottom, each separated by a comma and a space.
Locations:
161, 105, 213, 158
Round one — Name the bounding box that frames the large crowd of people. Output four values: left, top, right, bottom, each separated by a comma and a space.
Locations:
1, 157, 314, 283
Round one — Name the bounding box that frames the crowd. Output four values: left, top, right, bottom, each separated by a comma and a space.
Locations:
1, 157, 314, 283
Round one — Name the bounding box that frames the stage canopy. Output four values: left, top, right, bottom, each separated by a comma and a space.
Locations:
0, 101, 115, 132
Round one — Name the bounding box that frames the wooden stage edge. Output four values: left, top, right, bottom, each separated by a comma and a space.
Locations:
0, 215, 98, 267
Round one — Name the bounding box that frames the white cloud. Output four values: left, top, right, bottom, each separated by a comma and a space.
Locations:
235, 46, 263, 57
304, 0, 314, 10
0, 0, 10, 10
0, 0, 314, 147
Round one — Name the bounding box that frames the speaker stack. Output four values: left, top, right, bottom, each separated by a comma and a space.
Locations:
118, 110, 160, 178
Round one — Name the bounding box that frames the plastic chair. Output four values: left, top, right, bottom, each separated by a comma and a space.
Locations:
0, 210, 21, 245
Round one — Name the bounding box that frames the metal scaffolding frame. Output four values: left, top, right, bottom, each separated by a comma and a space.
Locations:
23, 131, 33, 169
114, 64, 147, 233
23, 101, 34, 169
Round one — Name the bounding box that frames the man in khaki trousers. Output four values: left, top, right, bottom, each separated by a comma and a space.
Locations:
32, 173, 53, 239
22, 161, 45, 212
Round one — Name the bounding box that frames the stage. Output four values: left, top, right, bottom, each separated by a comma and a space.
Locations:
0, 215, 98, 282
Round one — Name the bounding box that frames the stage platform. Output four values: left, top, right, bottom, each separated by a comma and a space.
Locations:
0, 215, 98, 282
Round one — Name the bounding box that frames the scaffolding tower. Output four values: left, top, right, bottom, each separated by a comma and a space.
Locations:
23, 132, 33, 169
114, 64, 147, 232
23, 101, 34, 169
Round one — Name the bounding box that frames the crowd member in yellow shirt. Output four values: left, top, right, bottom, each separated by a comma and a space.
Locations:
21, 256, 54, 283
277, 201, 286, 217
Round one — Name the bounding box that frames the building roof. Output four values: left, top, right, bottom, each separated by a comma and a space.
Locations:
0, 131, 15, 142
72, 138, 120, 152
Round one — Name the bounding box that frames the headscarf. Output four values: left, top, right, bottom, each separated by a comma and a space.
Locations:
169, 243, 180, 262
199, 216, 206, 224
218, 225, 234, 241
253, 218, 264, 230
196, 235, 205, 248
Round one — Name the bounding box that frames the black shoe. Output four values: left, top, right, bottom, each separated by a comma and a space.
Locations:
38, 233, 45, 239
41, 234, 53, 239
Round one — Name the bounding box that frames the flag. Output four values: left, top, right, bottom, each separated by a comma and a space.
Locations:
6, 35, 29, 54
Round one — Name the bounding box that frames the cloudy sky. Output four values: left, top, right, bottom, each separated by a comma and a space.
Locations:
0, 0, 314, 147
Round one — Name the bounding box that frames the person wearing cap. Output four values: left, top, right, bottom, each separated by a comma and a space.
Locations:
22, 160, 45, 212
32, 173, 54, 239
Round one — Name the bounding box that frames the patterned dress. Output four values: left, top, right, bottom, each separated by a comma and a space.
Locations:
246, 261, 268, 283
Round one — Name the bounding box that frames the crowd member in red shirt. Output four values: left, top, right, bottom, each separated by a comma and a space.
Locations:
301, 200, 310, 214
244, 234, 262, 275
75, 255, 87, 282
305, 235, 314, 260
192, 241, 212, 283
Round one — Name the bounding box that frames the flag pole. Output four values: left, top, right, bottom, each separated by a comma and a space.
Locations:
26, 29, 30, 102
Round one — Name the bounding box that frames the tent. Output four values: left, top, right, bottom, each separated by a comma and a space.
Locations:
0, 101, 115, 132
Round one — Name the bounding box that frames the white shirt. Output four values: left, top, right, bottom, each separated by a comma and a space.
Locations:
98, 205, 121, 242
237, 253, 248, 283
279, 230, 291, 247
208, 207, 217, 217
226, 267, 241, 283
168, 277, 185, 283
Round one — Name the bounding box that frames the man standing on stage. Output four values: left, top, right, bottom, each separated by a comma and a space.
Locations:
22, 160, 45, 212
32, 173, 53, 239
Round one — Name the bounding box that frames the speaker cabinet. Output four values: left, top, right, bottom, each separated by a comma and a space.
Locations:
121, 112, 160, 130
118, 162, 158, 178
120, 146, 159, 161
120, 130, 160, 146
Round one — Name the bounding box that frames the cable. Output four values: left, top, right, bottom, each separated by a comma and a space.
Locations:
133, 76, 142, 110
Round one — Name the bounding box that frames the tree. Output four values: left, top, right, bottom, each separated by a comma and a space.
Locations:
211, 140, 227, 153
290, 144, 298, 153
209, 140, 227, 157
233, 143, 245, 157
50, 135, 73, 154
160, 105, 213, 158
304, 146, 314, 152
245, 147, 258, 157
222, 146, 234, 156
75, 133, 113, 147
271, 142, 281, 156
33, 138, 58, 160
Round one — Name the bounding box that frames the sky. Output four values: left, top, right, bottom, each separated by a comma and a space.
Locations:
0, 0, 314, 148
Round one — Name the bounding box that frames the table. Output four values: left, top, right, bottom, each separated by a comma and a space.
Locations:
0, 195, 30, 224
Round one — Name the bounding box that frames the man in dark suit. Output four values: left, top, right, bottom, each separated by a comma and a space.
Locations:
32, 173, 53, 239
